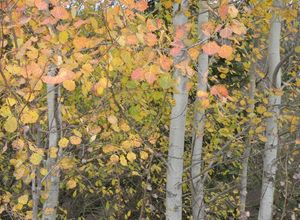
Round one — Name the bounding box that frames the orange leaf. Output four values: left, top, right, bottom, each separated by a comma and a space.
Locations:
218, 45, 233, 59
188, 48, 200, 60
127, 34, 138, 45
42, 68, 75, 84
135, 0, 148, 12
146, 19, 162, 32
51, 6, 69, 20
228, 5, 239, 18
144, 33, 157, 47
131, 68, 145, 81
159, 55, 173, 71
210, 84, 228, 98
231, 20, 247, 35
219, 26, 233, 38
202, 41, 220, 55
218, 4, 229, 20
201, 22, 215, 37
34, 0, 48, 10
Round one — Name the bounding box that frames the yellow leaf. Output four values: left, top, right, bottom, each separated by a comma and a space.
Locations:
59, 31, 69, 44
21, 110, 39, 124
49, 147, 58, 158
59, 157, 75, 170
103, 145, 117, 153
188, 48, 200, 60
120, 155, 128, 166
256, 105, 266, 114
66, 179, 77, 189
127, 151, 136, 162
58, 138, 69, 148
140, 151, 148, 160
295, 45, 300, 53
258, 135, 267, 142
63, 80, 76, 91
40, 168, 48, 176
0, 106, 12, 117
18, 195, 28, 205
4, 116, 18, 133
30, 153, 43, 165
70, 136, 81, 145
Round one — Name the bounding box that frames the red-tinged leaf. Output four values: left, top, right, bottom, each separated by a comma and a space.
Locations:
131, 68, 145, 81
220, 26, 233, 38
121, 0, 135, 8
175, 25, 186, 40
159, 55, 173, 71
127, 34, 138, 45
42, 68, 75, 84
228, 5, 238, 18
201, 22, 215, 37
170, 40, 184, 57
144, 33, 157, 47
231, 19, 247, 35
74, 19, 87, 28
202, 41, 220, 55
218, 45, 233, 59
51, 6, 69, 20
218, 4, 229, 20
145, 71, 157, 84
135, 0, 148, 12
210, 84, 229, 98
41, 17, 57, 25
146, 19, 162, 32
34, 0, 48, 10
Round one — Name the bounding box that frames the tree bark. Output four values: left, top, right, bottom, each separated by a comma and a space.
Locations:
191, 1, 208, 219
258, 0, 282, 219
239, 62, 256, 220
42, 63, 62, 220
165, 0, 189, 219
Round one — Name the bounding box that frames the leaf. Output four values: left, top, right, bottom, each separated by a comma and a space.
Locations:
21, 110, 39, 124
146, 19, 161, 32
51, 6, 69, 20
159, 55, 173, 71
127, 151, 136, 162
228, 5, 239, 18
30, 153, 43, 165
59, 157, 75, 170
70, 136, 81, 145
66, 179, 77, 189
218, 45, 233, 59
4, 117, 18, 133
170, 40, 184, 57
108, 115, 118, 124
49, 147, 58, 158
218, 4, 229, 20
159, 75, 173, 89
201, 21, 215, 37
188, 48, 200, 60
140, 151, 148, 160
18, 195, 28, 205
202, 41, 220, 55
197, 91, 209, 98
144, 33, 157, 47
135, 0, 148, 12
120, 155, 128, 166
110, 154, 119, 163
58, 138, 69, 148
63, 80, 76, 91
231, 20, 247, 35
42, 68, 75, 84
126, 34, 138, 45
34, 0, 48, 10
295, 46, 300, 53
59, 31, 69, 44
131, 68, 145, 81
210, 84, 229, 98
220, 26, 233, 38
103, 145, 118, 153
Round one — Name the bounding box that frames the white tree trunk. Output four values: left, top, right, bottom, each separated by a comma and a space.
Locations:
258, 0, 282, 219
165, 1, 189, 219
42, 63, 62, 220
191, 1, 208, 219
239, 62, 256, 220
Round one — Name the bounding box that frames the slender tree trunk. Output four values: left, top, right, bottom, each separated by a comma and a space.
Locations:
239, 62, 256, 220
42, 63, 62, 220
165, 1, 189, 219
191, 1, 208, 219
258, 0, 282, 219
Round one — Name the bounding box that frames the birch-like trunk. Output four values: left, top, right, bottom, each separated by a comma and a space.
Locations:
258, 0, 282, 219
191, 1, 208, 219
165, 1, 189, 219
239, 62, 256, 220
42, 63, 62, 220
